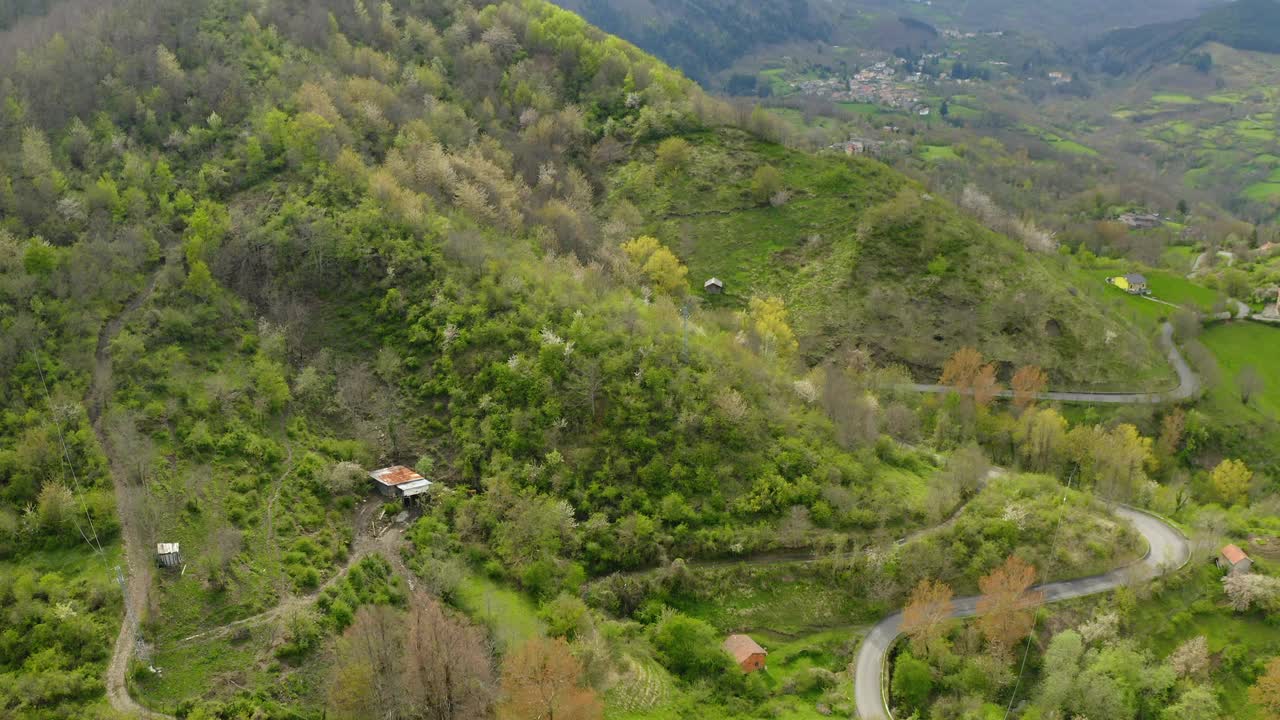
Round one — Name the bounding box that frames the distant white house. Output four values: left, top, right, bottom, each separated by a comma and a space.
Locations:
704, 277, 724, 294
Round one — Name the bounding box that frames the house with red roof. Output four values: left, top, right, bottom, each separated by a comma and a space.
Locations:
1218, 544, 1252, 574
368, 465, 432, 500
723, 634, 767, 673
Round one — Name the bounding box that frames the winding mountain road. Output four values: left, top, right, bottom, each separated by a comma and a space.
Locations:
852, 505, 1190, 720
900, 322, 1198, 404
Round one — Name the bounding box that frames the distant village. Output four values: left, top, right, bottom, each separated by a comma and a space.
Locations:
789, 59, 933, 114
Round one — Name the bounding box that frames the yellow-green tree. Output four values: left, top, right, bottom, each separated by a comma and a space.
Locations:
655, 137, 691, 174
746, 296, 798, 357
621, 234, 660, 265
642, 246, 688, 295
621, 235, 688, 295
1095, 423, 1154, 500
1018, 407, 1067, 472
750, 164, 783, 204
1212, 458, 1252, 506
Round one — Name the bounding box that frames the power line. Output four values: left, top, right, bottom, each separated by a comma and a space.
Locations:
1003, 466, 1077, 719
28, 342, 107, 558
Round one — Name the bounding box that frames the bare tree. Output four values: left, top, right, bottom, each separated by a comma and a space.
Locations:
329, 605, 404, 720
402, 593, 496, 720
329, 595, 496, 720
1239, 365, 1265, 405
567, 359, 604, 421
498, 637, 601, 720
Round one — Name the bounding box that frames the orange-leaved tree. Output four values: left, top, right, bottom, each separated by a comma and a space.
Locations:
901, 578, 955, 657
498, 637, 602, 720
1011, 365, 1048, 411
976, 555, 1044, 660
940, 347, 983, 388
1250, 656, 1280, 720
940, 347, 1004, 409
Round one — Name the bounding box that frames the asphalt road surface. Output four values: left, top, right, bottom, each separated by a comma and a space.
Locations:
853, 505, 1190, 720
900, 322, 1197, 405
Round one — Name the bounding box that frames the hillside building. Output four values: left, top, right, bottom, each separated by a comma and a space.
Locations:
1109, 273, 1149, 295
723, 634, 767, 673
369, 465, 432, 500
1219, 544, 1252, 574
156, 543, 181, 568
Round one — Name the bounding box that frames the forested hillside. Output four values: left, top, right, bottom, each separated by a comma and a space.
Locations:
1089, 0, 1280, 73
0, 0, 1234, 718
0, 0, 67, 29
0, 0, 937, 715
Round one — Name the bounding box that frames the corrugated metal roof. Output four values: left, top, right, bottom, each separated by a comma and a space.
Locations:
399, 479, 432, 497
1222, 544, 1249, 564
157, 542, 180, 555
369, 465, 424, 486
723, 634, 766, 663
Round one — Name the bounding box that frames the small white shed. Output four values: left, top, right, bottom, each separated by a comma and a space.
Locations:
156, 542, 182, 568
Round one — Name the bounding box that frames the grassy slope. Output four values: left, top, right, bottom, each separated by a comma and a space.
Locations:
1130, 563, 1280, 720
454, 574, 545, 652
1203, 321, 1280, 417
609, 129, 1170, 389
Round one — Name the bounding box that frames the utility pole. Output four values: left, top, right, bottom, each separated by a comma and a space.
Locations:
680, 302, 691, 361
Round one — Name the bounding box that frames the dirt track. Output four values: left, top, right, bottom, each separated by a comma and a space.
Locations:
92, 266, 173, 719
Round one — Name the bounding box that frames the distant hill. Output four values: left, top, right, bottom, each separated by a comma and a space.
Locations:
913, 0, 1219, 39
548, 0, 1222, 87
1089, 0, 1280, 72
552, 0, 834, 83
0, 0, 66, 29
611, 129, 1172, 388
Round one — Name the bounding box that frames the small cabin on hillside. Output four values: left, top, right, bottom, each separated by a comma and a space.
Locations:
1119, 212, 1162, 230
723, 634, 767, 673
1219, 544, 1252, 574
704, 277, 724, 295
156, 543, 181, 568
1108, 273, 1149, 295
369, 465, 432, 500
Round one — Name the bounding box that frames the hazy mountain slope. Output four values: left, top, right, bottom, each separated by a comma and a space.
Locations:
0, 0, 68, 29
1090, 0, 1280, 71
553, 0, 833, 82
547, 0, 1222, 88
912, 0, 1220, 38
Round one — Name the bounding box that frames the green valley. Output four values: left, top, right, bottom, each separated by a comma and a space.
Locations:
3, 1, 1280, 720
